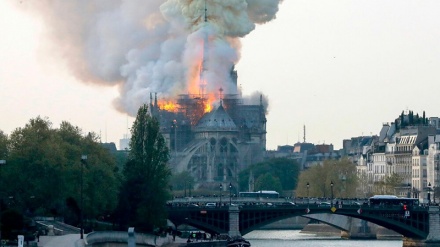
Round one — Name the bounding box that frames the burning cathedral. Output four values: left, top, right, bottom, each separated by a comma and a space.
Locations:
21, 1, 282, 190
149, 70, 267, 190
131, 0, 279, 191
138, 1, 276, 191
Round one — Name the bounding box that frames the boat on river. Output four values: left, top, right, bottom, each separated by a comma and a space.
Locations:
227, 236, 251, 247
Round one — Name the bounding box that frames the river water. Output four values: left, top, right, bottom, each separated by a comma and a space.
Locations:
244, 230, 403, 247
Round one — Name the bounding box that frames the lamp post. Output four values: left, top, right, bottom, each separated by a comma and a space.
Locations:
306, 182, 310, 206
229, 183, 232, 205
189, 181, 191, 197
428, 182, 431, 206
80, 155, 87, 239
219, 184, 223, 206
0, 160, 6, 242
172, 120, 177, 155
407, 183, 411, 198
330, 181, 334, 207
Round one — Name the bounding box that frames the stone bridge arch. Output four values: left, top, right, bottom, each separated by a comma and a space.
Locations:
167, 204, 433, 241
303, 214, 351, 232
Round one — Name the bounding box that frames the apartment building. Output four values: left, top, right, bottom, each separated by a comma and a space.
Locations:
351, 112, 438, 203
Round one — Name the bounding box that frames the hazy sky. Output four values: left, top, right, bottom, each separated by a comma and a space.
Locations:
1, 0, 440, 150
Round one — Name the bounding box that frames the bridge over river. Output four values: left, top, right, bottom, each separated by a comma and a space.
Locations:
167, 202, 440, 247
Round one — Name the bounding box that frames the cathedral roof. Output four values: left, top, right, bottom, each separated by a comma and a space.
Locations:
195, 103, 238, 132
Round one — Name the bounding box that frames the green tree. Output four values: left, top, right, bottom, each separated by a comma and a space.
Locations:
254, 174, 282, 192
116, 104, 171, 231
3, 117, 119, 229
409, 110, 414, 125
373, 180, 387, 195
170, 171, 195, 193
357, 171, 370, 197
384, 173, 403, 194
400, 111, 405, 128
0, 130, 7, 159
238, 158, 300, 193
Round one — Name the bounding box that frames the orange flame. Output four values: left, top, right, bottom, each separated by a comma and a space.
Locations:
205, 103, 212, 113
204, 93, 216, 113
158, 100, 178, 112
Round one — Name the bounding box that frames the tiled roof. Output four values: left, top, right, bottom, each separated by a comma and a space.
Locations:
195, 104, 238, 131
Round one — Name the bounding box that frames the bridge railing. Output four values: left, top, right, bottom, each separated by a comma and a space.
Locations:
168, 198, 370, 207
168, 198, 431, 213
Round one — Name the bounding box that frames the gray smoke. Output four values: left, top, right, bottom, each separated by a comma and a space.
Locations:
15, 0, 282, 115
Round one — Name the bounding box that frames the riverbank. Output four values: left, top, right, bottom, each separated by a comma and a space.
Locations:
160, 236, 227, 247
300, 223, 402, 240
300, 223, 340, 236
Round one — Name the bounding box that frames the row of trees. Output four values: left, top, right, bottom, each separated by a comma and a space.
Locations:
0, 118, 120, 224
396, 110, 428, 130
238, 158, 301, 195
296, 159, 358, 198
0, 104, 172, 237
296, 159, 408, 199
358, 171, 404, 196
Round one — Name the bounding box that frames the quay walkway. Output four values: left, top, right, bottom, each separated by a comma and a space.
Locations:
36, 234, 84, 247
34, 233, 188, 247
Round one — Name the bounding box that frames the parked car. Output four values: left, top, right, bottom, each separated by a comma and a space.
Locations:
280, 202, 296, 207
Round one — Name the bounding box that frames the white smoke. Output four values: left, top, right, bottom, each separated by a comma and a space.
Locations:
14, 0, 283, 115
243, 91, 270, 114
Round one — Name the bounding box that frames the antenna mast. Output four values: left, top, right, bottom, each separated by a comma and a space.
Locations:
303, 125, 306, 143
199, 0, 208, 97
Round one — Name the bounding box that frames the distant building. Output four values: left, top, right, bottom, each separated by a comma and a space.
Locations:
277, 145, 294, 153
268, 142, 340, 170
293, 142, 315, 154
119, 135, 130, 151
351, 110, 440, 202
101, 142, 117, 153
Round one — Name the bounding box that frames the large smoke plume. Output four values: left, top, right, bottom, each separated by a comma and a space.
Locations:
16, 0, 282, 115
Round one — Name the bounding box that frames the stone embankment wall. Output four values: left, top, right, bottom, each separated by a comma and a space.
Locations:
301, 223, 401, 239
185, 241, 227, 247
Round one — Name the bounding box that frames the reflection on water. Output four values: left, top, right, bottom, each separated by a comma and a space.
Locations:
244, 230, 403, 247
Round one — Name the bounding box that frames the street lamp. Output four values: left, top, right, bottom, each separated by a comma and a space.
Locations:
219, 184, 223, 206
80, 155, 87, 239
306, 182, 310, 206
172, 120, 177, 155
229, 183, 232, 205
330, 181, 334, 207
428, 182, 431, 206
189, 181, 192, 197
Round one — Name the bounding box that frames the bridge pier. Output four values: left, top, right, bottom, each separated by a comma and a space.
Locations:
403, 206, 440, 247
228, 205, 240, 237
345, 219, 375, 239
